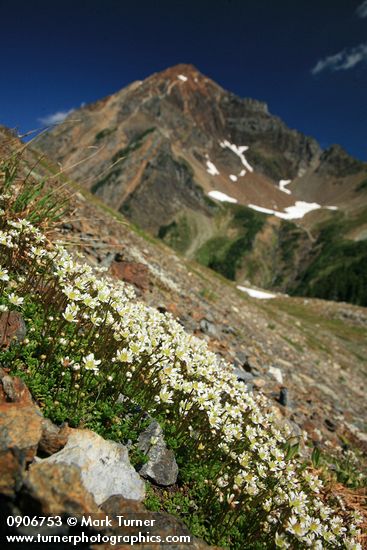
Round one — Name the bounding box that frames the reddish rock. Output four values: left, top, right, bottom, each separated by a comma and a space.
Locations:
303, 420, 323, 443
94, 495, 220, 550
0, 311, 26, 349
39, 418, 69, 456
21, 462, 99, 516
0, 372, 33, 405
0, 403, 43, 496
190, 309, 206, 322
157, 302, 180, 317
110, 261, 150, 291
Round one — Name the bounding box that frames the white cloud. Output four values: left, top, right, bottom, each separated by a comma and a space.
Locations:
311, 43, 367, 74
356, 0, 367, 18
39, 108, 74, 125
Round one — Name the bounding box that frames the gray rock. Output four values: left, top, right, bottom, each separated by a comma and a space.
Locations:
234, 352, 261, 376
199, 318, 218, 338
234, 351, 249, 365
232, 367, 254, 384
137, 421, 178, 486
222, 325, 237, 335
278, 387, 289, 407
100, 251, 115, 268
42, 429, 145, 505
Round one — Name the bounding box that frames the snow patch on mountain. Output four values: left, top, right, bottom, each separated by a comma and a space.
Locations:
206, 160, 220, 176
279, 180, 292, 194
237, 286, 276, 299
247, 201, 337, 220
178, 74, 188, 82
229, 175, 238, 182
219, 140, 254, 173
208, 191, 238, 203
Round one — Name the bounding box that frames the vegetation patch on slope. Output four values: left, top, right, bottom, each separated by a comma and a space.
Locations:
91, 127, 156, 194
294, 213, 367, 306
158, 215, 193, 253
195, 205, 265, 280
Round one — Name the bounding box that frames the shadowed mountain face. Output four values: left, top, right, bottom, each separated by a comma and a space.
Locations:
35, 64, 367, 305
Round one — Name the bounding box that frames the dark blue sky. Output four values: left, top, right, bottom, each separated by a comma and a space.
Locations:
1, 0, 366, 159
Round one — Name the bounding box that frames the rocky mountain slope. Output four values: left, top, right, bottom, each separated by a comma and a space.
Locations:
0, 127, 366, 548
34, 64, 367, 305
3, 126, 366, 454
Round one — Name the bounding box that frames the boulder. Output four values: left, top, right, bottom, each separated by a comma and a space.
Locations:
110, 261, 150, 291
0, 402, 43, 496
199, 318, 218, 338
42, 429, 145, 504
137, 421, 178, 486
21, 461, 99, 516
96, 495, 219, 550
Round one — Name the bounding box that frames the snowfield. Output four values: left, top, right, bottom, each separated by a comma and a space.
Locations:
219, 140, 254, 174
248, 201, 337, 220
206, 160, 220, 176
279, 179, 292, 194
208, 190, 238, 203
237, 286, 276, 299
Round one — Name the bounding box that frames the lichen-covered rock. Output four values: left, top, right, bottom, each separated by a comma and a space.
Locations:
43, 429, 145, 504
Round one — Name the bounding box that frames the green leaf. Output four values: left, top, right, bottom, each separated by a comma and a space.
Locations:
311, 447, 321, 468
285, 441, 300, 461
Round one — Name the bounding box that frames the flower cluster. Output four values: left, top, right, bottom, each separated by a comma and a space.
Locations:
0, 216, 363, 549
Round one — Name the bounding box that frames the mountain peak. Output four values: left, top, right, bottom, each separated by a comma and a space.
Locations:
146, 63, 220, 92
164, 63, 199, 75
152, 63, 202, 79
